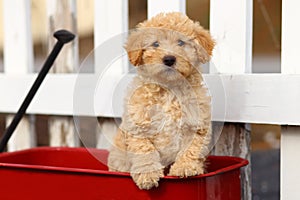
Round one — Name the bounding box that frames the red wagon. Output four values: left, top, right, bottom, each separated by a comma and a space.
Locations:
0, 147, 248, 200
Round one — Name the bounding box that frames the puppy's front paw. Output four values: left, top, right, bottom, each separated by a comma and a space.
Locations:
168, 160, 204, 178
131, 169, 164, 190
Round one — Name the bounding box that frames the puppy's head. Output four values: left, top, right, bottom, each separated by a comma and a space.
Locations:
125, 12, 215, 82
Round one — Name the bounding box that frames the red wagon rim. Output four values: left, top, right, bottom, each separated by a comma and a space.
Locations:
0, 147, 249, 180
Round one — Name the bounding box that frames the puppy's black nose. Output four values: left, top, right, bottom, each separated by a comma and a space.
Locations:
163, 55, 176, 67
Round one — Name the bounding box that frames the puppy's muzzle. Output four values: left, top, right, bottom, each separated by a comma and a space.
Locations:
163, 55, 176, 67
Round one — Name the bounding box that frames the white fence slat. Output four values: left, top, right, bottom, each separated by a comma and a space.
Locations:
49, 116, 77, 147
94, 0, 128, 74
281, 126, 300, 200
281, 1, 300, 198
3, 0, 35, 151
46, 0, 79, 147
3, 0, 33, 73
46, 0, 78, 73
210, 2, 253, 197
5, 115, 35, 152
281, 0, 300, 74
210, 0, 253, 73
147, 0, 186, 18
93, 0, 128, 148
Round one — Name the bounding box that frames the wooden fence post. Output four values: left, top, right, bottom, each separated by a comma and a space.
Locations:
211, 123, 251, 199
46, 0, 79, 147
210, 0, 253, 199
3, 0, 36, 151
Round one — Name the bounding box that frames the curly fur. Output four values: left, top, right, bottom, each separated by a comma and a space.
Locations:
107, 12, 215, 190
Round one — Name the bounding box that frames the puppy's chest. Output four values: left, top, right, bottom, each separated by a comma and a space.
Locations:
145, 88, 199, 135
147, 89, 182, 126
127, 83, 200, 135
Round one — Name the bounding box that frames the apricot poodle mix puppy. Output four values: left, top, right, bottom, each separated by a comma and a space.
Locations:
108, 12, 215, 190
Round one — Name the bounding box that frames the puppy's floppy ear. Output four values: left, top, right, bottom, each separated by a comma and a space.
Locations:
127, 49, 143, 66
193, 23, 215, 63
125, 29, 144, 66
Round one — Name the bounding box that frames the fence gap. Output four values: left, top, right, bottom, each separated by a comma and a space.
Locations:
3, 0, 36, 151
186, 0, 210, 73
35, 115, 49, 146
252, 0, 281, 73
186, 0, 210, 29
0, 114, 5, 139
128, 0, 147, 29
46, 0, 79, 147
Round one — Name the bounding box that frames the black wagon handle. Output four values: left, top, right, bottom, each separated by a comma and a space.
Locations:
0, 30, 75, 152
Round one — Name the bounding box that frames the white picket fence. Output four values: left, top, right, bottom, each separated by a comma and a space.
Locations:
0, 0, 299, 199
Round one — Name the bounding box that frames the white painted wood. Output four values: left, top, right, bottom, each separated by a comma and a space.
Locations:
46, 0, 78, 73
1, 74, 300, 125
94, 0, 128, 74
3, 0, 34, 73
96, 118, 118, 149
210, 2, 253, 198
147, 0, 186, 18
46, 0, 79, 147
281, 126, 300, 200
5, 115, 36, 151
3, 0, 35, 151
281, 0, 300, 74
49, 116, 78, 147
92, 0, 127, 148
210, 0, 253, 73
281, 1, 300, 198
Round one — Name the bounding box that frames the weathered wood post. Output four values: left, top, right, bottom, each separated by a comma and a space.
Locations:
3, 0, 36, 151
210, 0, 253, 199
47, 0, 79, 147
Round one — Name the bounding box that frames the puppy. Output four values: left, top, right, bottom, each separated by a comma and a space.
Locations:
108, 12, 215, 190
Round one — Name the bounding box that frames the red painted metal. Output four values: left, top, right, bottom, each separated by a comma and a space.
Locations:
0, 147, 248, 200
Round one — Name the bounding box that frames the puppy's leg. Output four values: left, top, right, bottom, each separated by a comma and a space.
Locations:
126, 135, 164, 190
108, 129, 130, 172
168, 129, 210, 177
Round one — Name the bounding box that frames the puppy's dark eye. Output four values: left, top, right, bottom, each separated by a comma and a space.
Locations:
178, 39, 185, 46
152, 41, 159, 48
